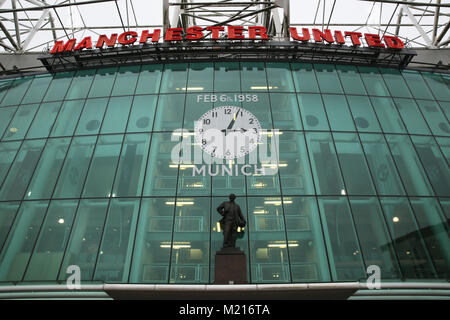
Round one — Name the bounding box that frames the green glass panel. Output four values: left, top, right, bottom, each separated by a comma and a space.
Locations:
346, 95, 381, 133
127, 95, 157, 133
26, 101, 62, 139
0, 139, 45, 201
305, 132, 345, 195
380, 197, 437, 279
136, 64, 162, 95
187, 62, 213, 93
112, 133, 151, 197
291, 63, 319, 93
0, 201, 48, 281
359, 133, 405, 196
284, 196, 330, 282
0, 202, 20, 252
322, 94, 355, 131
43, 72, 74, 102
0, 141, 21, 185
169, 197, 210, 283
53, 135, 96, 198
266, 62, 295, 92
183, 93, 212, 131
349, 197, 402, 279
0, 106, 18, 140
23, 200, 78, 281
270, 93, 302, 130
94, 198, 140, 282
333, 133, 376, 195
435, 137, 450, 163
421, 72, 450, 101
439, 198, 450, 220
82, 134, 123, 198
297, 93, 329, 131
75, 98, 108, 135
241, 62, 267, 92
58, 199, 109, 281
380, 68, 412, 98
21, 74, 52, 104
0, 77, 32, 107
386, 134, 434, 196
153, 94, 185, 131
401, 70, 433, 100
214, 62, 240, 92
25, 137, 71, 200
317, 196, 366, 281
143, 132, 179, 196
177, 152, 210, 196
411, 135, 450, 197
88, 67, 117, 98
242, 92, 272, 129
65, 69, 95, 100
394, 98, 430, 135
130, 197, 175, 283
438, 101, 450, 122
370, 97, 406, 133
416, 100, 450, 136
0, 79, 13, 104
247, 197, 290, 283
159, 63, 188, 93
336, 65, 366, 95
3, 104, 39, 141
100, 96, 133, 134
111, 65, 140, 96
50, 99, 85, 137
314, 64, 343, 94
359, 66, 390, 96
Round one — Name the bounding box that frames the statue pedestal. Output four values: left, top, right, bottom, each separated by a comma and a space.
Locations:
214, 247, 247, 284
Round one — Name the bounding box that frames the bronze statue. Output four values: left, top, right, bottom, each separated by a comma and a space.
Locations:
217, 194, 246, 249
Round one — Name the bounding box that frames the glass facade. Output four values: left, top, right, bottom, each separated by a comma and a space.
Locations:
0, 62, 448, 285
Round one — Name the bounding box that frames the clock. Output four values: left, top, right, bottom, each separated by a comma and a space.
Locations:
194, 106, 262, 159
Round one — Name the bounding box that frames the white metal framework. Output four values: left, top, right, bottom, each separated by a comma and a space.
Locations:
0, 0, 449, 53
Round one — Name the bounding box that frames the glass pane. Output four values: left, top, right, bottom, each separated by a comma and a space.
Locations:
416, 100, 450, 136
358, 67, 390, 96
439, 198, 450, 220
183, 93, 212, 131
130, 198, 175, 283
386, 134, 434, 196
297, 93, 330, 131
333, 133, 376, 195
421, 72, 450, 101
0, 202, 20, 252
411, 135, 450, 197
314, 64, 343, 94
3, 104, 39, 141
305, 132, 345, 195
82, 134, 123, 198
58, 199, 109, 281
394, 98, 430, 135
88, 67, 117, 98
359, 133, 405, 196
187, 62, 213, 93
291, 63, 319, 93
0, 77, 32, 107
401, 70, 433, 100
436, 137, 450, 163
43, 71, 74, 102
94, 198, 140, 282
214, 62, 240, 92
169, 197, 210, 283
112, 133, 151, 197
65, 69, 95, 100
53, 136, 96, 198
27, 101, 62, 139
346, 95, 381, 133
111, 65, 140, 96
266, 62, 295, 92
21, 74, 52, 104
127, 95, 157, 133
438, 101, 449, 122
248, 197, 290, 283
0, 201, 48, 281
380, 197, 437, 279
242, 92, 272, 129
270, 93, 302, 130
160, 63, 188, 93
23, 199, 78, 281
380, 68, 412, 98
349, 197, 402, 279
50, 100, 85, 137
75, 98, 108, 136
0, 139, 45, 201
370, 97, 406, 133
322, 94, 355, 131
336, 65, 366, 95
100, 96, 133, 134
0, 79, 13, 104
0, 106, 17, 138
241, 62, 267, 92
284, 197, 330, 282
0, 141, 21, 185
25, 137, 71, 200
135, 64, 163, 95
317, 196, 366, 281
153, 94, 185, 131
177, 158, 210, 196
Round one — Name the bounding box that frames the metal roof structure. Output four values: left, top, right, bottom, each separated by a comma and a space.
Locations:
0, 0, 449, 53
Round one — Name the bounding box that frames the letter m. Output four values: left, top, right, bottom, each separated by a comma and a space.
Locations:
51, 39, 76, 54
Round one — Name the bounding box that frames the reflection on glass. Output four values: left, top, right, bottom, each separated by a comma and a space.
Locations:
416, 100, 450, 136
111, 65, 140, 96
291, 63, 319, 93
100, 96, 133, 134
401, 70, 433, 100
370, 97, 406, 134
21, 74, 52, 104
153, 94, 185, 131
88, 67, 117, 98
187, 62, 213, 93
214, 62, 240, 92
322, 94, 355, 131
314, 64, 343, 94
346, 95, 381, 133
241, 62, 267, 92
75, 98, 108, 136
135, 64, 162, 95
0, 77, 32, 107
336, 65, 366, 95
27, 102, 62, 139
297, 93, 329, 131
50, 100, 85, 137
160, 63, 188, 93
266, 62, 295, 92
358, 66, 390, 96
3, 104, 39, 141
43, 71, 74, 102
394, 98, 430, 135
270, 93, 302, 130
127, 95, 157, 133
380, 69, 412, 98
0, 201, 20, 253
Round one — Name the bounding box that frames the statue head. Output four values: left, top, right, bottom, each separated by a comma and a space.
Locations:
229, 193, 236, 202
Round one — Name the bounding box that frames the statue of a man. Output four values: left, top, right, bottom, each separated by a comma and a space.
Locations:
217, 194, 246, 249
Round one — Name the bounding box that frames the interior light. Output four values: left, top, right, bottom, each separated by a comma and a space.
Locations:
58, 218, 64, 224
341, 189, 346, 195
393, 216, 400, 223
9, 127, 18, 133
165, 201, 194, 206
181, 87, 204, 91
250, 86, 278, 90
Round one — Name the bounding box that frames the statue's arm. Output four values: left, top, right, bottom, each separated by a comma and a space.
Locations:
217, 202, 225, 216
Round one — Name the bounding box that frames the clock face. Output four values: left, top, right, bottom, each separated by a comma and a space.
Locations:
194, 106, 262, 159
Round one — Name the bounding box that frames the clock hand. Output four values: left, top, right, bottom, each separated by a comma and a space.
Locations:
226, 108, 241, 130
